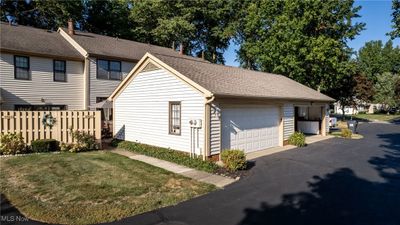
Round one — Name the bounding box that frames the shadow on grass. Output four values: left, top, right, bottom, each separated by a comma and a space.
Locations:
238, 129, 400, 225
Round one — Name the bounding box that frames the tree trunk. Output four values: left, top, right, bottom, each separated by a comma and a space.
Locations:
341, 105, 346, 121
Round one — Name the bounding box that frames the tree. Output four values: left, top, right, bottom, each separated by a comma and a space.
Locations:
0, 0, 84, 30
354, 73, 374, 103
85, 0, 133, 38
129, 0, 235, 63
234, 0, 365, 95
374, 72, 400, 108
357, 40, 400, 83
389, 0, 400, 39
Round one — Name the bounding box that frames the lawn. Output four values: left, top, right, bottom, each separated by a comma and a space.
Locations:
333, 113, 400, 122
351, 113, 400, 122
0, 151, 215, 225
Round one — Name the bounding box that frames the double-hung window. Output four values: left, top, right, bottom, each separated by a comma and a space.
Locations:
14, 56, 30, 80
53, 60, 66, 82
169, 102, 181, 135
97, 59, 121, 80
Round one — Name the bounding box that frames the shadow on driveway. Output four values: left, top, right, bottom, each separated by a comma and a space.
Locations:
239, 128, 400, 225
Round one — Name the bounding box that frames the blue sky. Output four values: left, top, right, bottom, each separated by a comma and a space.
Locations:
223, 0, 400, 67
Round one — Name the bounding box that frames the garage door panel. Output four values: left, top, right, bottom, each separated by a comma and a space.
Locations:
221, 106, 279, 153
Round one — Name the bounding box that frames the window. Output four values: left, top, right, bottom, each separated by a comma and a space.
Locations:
53, 60, 66, 82
97, 59, 121, 80
14, 56, 30, 80
14, 105, 66, 111
169, 102, 181, 135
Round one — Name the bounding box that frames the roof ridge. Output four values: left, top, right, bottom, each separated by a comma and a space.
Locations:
61, 27, 178, 52
153, 52, 286, 77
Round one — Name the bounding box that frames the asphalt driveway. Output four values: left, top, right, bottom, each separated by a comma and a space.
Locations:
1, 122, 399, 225
106, 122, 400, 225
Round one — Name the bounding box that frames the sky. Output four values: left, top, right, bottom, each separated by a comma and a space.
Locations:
223, 0, 400, 67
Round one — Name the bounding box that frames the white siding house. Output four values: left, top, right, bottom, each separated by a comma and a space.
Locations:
114, 67, 205, 154
0, 53, 84, 110
110, 53, 334, 159
88, 58, 135, 106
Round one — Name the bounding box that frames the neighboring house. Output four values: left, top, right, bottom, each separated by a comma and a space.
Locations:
0, 22, 84, 110
109, 53, 334, 159
0, 21, 181, 110
333, 102, 384, 115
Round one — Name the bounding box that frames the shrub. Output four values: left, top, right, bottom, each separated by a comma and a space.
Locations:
117, 141, 218, 173
220, 149, 247, 171
31, 139, 60, 153
60, 143, 73, 152
0, 133, 27, 155
110, 138, 122, 147
70, 129, 99, 152
341, 128, 352, 138
288, 132, 306, 147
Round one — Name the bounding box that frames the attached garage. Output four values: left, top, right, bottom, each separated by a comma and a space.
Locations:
110, 52, 334, 160
221, 106, 279, 153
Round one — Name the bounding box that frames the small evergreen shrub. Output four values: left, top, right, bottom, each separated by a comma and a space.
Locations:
31, 139, 60, 152
117, 141, 218, 173
220, 149, 247, 171
341, 128, 352, 138
0, 133, 27, 155
110, 138, 122, 147
288, 132, 306, 147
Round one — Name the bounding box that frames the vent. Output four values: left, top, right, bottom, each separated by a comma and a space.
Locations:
142, 62, 160, 72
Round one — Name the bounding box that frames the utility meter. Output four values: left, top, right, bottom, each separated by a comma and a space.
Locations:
189, 119, 202, 128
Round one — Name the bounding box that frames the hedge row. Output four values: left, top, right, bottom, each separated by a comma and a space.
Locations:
117, 141, 219, 173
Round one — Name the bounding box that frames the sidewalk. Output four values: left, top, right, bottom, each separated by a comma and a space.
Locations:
112, 149, 236, 188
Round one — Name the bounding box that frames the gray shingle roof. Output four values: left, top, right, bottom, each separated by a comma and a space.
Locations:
61, 28, 200, 62
0, 23, 83, 60
153, 53, 334, 102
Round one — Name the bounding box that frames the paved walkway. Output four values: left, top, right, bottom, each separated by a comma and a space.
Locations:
112, 149, 236, 188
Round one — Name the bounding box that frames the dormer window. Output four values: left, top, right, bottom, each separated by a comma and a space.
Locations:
97, 59, 121, 80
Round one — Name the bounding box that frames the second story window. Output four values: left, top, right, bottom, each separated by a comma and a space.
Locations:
14, 56, 30, 80
53, 60, 66, 82
97, 59, 121, 80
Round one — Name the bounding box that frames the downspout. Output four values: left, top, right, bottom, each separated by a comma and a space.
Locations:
83, 55, 90, 110
203, 95, 215, 160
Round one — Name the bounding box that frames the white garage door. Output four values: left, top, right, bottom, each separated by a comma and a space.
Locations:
221, 106, 279, 153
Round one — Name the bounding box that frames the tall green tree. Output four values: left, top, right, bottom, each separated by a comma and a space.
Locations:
389, 0, 400, 39
0, 0, 84, 30
85, 0, 133, 38
233, 0, 365, 96
357, 40, 400, 83
374, 72, 400, 108
129, 0, 236, 63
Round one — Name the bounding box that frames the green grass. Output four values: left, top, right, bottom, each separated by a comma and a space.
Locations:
117, 141, 219, 173
330, 131, 364, 139
333, 113, 400, 122
351, 113, 400, 122
0, 151, 215, 225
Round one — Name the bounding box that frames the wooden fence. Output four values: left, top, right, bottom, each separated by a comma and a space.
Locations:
0, 111, 101, 144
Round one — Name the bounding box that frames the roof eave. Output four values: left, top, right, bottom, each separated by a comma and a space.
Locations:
214, 93, 335, 103
0, 48, 84, 61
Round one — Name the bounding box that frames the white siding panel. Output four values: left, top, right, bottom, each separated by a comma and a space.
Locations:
210, 103, 221, 155
89, 58, 135, 105
283, 103, 295, 140
0, 53, 84, 110
114, 68, 205, 154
